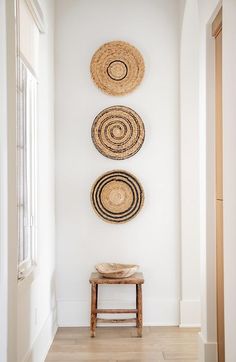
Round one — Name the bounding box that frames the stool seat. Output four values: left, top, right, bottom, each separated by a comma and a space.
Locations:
89, 272, 144, 338
89, 272, 144, 284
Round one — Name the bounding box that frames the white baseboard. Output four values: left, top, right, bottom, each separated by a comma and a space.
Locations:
57, 298, 179, 327
23, 308, 58, 362
179, 299, 201, 327
198, 332, 218, 362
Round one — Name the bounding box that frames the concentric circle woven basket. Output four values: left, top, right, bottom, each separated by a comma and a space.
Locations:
90, 41, 145, 96
91, 105, 145, 160
91, 170, 144, 223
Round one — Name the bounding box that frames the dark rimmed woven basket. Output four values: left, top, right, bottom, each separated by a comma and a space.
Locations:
91, 170, 144, 223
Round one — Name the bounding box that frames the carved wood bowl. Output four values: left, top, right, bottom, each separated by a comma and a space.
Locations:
95, 263, 139, 279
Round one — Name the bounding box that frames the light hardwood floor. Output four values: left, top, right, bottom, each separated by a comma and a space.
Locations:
45, 326, 199, 362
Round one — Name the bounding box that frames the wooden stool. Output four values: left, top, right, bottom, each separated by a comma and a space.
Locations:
89, 272, 144, 338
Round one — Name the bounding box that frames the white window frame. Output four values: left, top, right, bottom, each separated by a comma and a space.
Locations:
17, 57, 38, 280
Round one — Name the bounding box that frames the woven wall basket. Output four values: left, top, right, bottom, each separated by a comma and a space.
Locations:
91, 106, 145, 160
91, 170, 144, 223
90, 41, 145, 96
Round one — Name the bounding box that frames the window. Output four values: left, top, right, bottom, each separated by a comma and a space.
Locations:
17, 58, 37, 279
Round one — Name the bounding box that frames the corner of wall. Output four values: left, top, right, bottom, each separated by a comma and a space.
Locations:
198, 332, 218, 362
179, 0, 201, 328
179, 299, 201, 327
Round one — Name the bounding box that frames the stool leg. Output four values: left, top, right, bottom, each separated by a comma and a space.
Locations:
95, 284, 98, 327
136, 284, 138, 327
96, 284, 98, 309
137, 284, 143, 337
90, 283, 97, 337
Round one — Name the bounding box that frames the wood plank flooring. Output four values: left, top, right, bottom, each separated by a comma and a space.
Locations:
45, 326, 199, 362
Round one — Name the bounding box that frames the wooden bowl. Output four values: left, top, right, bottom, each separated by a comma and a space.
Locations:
95, 263, 139, 279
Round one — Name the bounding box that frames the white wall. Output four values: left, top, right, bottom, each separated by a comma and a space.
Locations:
55, 0, 182, 327
0, 2, 8, 359
0, 1, 18, 361
17, 1, 57, 361
222, 1, 236, 360
179, 0, 200, 327
198, 0, 236, 361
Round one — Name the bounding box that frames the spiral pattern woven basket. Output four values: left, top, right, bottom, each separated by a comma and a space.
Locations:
91, 170, 144, 223
91, 106, 145, 160
90, 41, 145, 96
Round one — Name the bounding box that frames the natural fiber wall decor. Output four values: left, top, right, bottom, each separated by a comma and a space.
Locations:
90, 41, 145, 96
91, 106, 145, 160
91, 170, 144, 223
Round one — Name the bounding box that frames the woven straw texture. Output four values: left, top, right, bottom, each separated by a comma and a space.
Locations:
95, 263, 139, 278
90, 41, 145, 96
91, 106, 145, 160
91, 170, 144, 223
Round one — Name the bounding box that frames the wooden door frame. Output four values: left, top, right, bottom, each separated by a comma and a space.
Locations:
212, 7, 224, 362
199, 2, 222, 361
